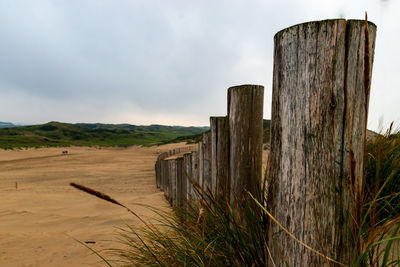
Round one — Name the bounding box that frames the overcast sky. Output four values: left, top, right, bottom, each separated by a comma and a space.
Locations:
0, 0, 398, 130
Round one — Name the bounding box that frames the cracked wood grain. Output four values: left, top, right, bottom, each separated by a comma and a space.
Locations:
267, 19, 376, 266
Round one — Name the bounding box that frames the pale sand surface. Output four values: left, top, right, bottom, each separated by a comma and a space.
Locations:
0, 143, 269, 267
0, 143, 187, 267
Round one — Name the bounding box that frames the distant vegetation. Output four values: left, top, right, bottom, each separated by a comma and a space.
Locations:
0, 120, 272, 149
0, 122, 16, 128
263, 119, 271, 149
0, 121, 208, 149
164, 119, 272, 147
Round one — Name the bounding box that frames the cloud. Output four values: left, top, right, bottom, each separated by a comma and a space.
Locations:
0, 0, 398, 129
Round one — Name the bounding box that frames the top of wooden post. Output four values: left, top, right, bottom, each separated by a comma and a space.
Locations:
228, 84, 264, 91
274, 18, 376, 39
210, 116, 226, 120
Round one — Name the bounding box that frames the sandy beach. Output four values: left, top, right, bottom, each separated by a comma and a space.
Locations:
0, 143, 188, 267
0, 143, 269, 267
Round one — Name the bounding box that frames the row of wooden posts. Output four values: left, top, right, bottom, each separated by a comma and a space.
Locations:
154, 19, 376, 266
154, 145, 198, 207
155, 84, 264, 209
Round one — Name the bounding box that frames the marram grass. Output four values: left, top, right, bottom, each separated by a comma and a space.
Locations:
70, 129, 400, 266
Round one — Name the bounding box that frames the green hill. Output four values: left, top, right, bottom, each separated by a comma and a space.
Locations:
163, 119, 272, 147
0, 122, 16, 128
0, 121, 208, 149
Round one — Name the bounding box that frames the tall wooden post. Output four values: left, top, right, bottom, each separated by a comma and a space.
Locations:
176, 157, 185, 207
198, 132, 212, 200
267, 19, 376, 266
161, 157, 169, 193
183, 153, 193, 202
198, 141, 204, 199
191, 151, 200, 201
228, 85, 264, 209
202, 131, 212, 194
155, 162, 160, 189
168, 159, 177, 206
210, 116, 229, 198
156, 152, 168, 191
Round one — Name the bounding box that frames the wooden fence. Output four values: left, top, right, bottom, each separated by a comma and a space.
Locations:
154, 18, 377, 266
155, 146, 197, 202
155, 85, 264, 210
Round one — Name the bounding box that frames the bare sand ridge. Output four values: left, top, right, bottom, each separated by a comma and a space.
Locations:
0, 143, 269, 266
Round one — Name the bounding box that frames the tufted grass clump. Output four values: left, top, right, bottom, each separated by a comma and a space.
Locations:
109, 179, 269, 267
355, 126, 400, 266
70, 128, 400, 266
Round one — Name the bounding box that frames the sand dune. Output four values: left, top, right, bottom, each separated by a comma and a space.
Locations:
0, 144, 185, 267
0, 143, 269, 266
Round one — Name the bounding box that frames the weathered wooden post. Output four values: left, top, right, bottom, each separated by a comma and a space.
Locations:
198, 141, 204, 199
155, 161, 160, 189
158, 159, 163, 191
155, 154, 162, 189
176, 157, 185, 207
165, 159, 172, 203
267, 19, 376, 266
191, 151, 200, 201
201, 132, 212, 195
228, 85, 264, 211
161, 154, 169, 192
169, 159, 177, 206
210, 116, 229, 198
155, 162, 159, 188
198, 132, 212, 200
183, 153, 193, 202
162, 159, 168, 196
156, 152, 168, 190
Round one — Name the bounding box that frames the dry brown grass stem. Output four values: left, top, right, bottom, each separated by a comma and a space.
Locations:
69, 182, 150, 229
70, 182, 123, 207
69, 182, 167, 265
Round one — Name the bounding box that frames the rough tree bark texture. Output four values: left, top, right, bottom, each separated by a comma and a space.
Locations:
210, 116, 229, 198
267, 19, 376, 266
228, 85, 264, 208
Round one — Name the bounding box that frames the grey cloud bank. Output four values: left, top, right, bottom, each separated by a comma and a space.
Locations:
0, 0, 398, 130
